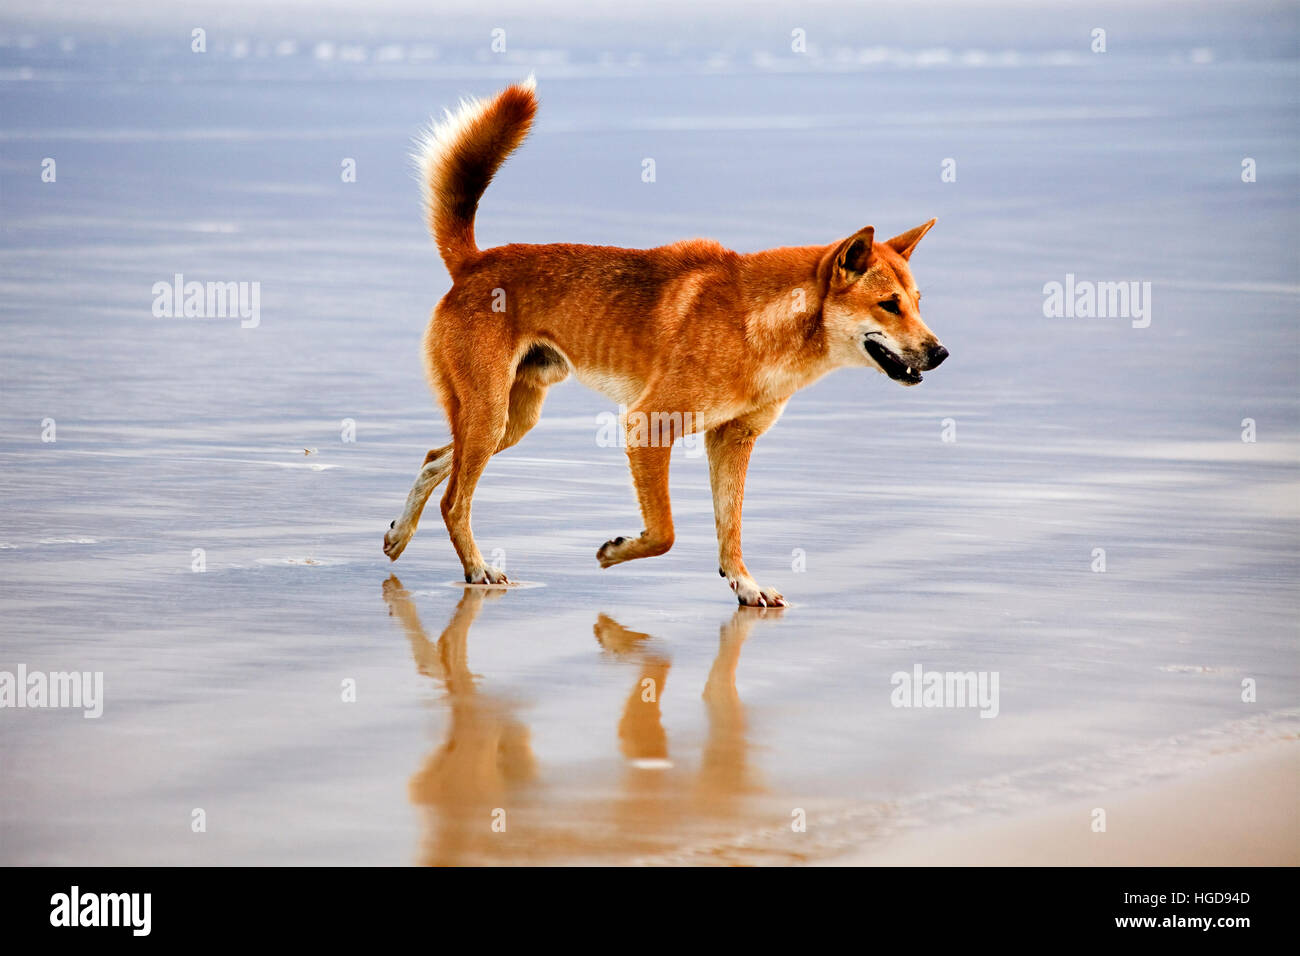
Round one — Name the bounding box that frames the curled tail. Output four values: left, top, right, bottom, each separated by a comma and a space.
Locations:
413, 76, 538, 277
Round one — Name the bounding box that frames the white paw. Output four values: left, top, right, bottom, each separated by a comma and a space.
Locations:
466, 565, 509, 585
383, 520, 412, 561
726, 573, 785, 608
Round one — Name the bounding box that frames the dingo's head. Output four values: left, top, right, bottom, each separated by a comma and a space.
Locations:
821, 219, 947, 386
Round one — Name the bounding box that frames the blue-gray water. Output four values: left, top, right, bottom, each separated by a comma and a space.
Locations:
1, 1, 1297, 864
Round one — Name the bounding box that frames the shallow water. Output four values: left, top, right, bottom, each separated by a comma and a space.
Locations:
1, 4, 1298, 864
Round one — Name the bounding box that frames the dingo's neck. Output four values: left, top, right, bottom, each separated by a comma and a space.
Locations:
739, 244, 838, 394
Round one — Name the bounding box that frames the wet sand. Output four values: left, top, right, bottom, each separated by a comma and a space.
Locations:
823, 741, 1300, 866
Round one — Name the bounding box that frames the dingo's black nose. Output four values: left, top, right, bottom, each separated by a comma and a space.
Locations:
927, 344, 949, 368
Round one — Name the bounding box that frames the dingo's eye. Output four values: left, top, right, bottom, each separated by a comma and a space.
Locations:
878, 299, 901, 315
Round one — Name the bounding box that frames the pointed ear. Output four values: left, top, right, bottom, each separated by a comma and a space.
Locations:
833, 226, 875, 282
885, 218, 936, 260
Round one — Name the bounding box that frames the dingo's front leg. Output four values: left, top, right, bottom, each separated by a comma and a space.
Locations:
598, 439, 675, 568
706, 402, 788, 607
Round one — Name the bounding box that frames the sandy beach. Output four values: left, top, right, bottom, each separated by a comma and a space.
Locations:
823, 740, 1299, 866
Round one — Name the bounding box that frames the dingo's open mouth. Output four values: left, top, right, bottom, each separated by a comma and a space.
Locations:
863, 335, 922, 385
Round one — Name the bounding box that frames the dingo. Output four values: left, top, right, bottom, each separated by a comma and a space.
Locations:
383, 77, 949, 606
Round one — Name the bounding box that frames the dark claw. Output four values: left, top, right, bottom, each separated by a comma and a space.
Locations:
719, 567, 726, 577
613, 536, 626, 545
464, 572, 472, 583
389, 520, 395, 529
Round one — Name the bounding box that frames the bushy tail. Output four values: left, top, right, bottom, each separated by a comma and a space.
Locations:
413, 76, 538, 277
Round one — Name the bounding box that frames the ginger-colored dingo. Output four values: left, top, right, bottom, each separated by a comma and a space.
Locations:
383, 77, 949, 605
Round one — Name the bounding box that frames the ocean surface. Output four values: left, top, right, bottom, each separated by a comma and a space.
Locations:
1, 1, 1297, 864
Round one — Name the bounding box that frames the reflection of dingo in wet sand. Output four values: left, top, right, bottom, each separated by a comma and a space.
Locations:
697, 609, 766, 809
384, 576, 792, 864
383, 577, 537, 866
593, 614, 671, 767
594, 607, 778, 854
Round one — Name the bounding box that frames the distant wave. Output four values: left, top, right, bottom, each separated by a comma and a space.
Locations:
0, 106, 1166, 143
0, 39, 1261, 88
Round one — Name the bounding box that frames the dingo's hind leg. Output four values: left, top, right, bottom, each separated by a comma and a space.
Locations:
384, 444, 454, 561
498, 345, 566, 453
438, 342, 544, 584
382, 344, 563, 568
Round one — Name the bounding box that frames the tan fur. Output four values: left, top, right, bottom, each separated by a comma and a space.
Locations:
384, 80, 949, 605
